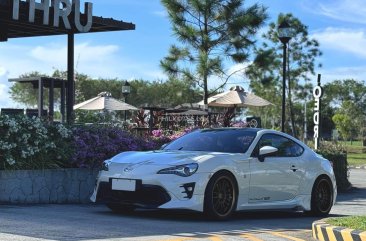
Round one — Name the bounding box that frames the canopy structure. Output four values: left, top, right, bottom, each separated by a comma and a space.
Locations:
0, 0, 135, 123
198, 86, 272, 108
9, 77, 68, 122
0, 0, 135, 40
74, 92, 138, 111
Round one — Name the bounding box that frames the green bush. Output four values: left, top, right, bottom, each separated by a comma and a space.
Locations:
316, 142, 351, 192
0, 115, 73, 170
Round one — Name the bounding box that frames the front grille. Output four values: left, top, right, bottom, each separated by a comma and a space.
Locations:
96, 181, 171, 208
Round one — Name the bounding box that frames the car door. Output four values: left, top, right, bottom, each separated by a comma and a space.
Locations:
248, 133, 305, 203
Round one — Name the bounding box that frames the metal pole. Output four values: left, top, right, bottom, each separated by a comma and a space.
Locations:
304, 100, 307, 144
124, 96, 127, 122
67, 33, 75, 124
281, 43, 287, 133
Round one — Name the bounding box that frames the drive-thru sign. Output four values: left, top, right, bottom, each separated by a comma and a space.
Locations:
313, 74, 323, 150
12, 0, 93, 32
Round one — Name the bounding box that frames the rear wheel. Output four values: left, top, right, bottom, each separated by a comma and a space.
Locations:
106, 203, 135, 213
309, 177, 333, 216
204, 172, 237, 220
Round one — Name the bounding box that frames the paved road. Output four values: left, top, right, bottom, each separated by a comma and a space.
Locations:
330, 168, 366, 216
0, 169, 365, 241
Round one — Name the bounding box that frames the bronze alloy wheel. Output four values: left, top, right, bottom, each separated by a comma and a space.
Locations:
204, 172, 237, 220
212, 176, 235, 216
315, 179, 332, 213
310, 177, 333, 216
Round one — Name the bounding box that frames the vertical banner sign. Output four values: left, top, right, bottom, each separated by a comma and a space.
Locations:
313, 74, 323, 150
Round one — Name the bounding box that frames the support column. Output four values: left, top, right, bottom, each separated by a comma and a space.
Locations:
67, 33, 75, 124
61, 80, 66, 123
49, 79, 54, 122
38, 78, 44, 118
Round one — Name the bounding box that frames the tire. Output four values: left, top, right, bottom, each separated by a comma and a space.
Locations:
204, 172, 237, 220
308, 177, 333, 217
106, 203, 135, 213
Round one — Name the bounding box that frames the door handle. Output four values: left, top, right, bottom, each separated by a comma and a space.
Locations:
291, 165, 298, 172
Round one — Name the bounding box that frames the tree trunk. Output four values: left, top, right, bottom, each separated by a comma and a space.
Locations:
204, 74, 208, 105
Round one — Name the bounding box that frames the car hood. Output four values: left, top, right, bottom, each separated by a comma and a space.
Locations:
109, 150, 214, 166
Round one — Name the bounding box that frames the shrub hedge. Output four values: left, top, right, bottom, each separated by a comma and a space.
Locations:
0, 117, 172, 170
316, 142, 351, 192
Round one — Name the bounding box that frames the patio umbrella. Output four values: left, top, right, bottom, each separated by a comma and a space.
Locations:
198, 86, 272, 107
74, 92, 138, 111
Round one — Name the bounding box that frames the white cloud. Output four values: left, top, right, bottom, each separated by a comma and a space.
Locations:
0, 42, 164, 80
302, 0, 366, 24
321, 66, 366, 83
312, 28, 366, 58
0, 41, 168, 106
29, 42, 120, 72
0, 74, 13, 108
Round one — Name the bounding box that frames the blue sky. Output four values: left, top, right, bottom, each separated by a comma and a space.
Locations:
0, 0, 365, 107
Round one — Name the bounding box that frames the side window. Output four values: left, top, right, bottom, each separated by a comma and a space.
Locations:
257, 134, 304, 157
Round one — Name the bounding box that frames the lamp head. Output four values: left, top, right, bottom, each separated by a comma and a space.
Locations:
278, 20, 294, 44
122, 80, 131, 96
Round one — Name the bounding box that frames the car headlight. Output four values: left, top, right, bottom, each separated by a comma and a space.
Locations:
101, 160, 111, 171
157, 163, 198, 177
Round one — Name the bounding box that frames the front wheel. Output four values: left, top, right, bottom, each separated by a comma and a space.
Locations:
309, 177, 333, 217
204, 172, 237, 220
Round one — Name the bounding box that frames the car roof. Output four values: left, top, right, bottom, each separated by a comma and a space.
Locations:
200, 127, 263, 133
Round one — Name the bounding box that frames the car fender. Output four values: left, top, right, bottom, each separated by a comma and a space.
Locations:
301, 156, 337, 200
198, 156, 250, 209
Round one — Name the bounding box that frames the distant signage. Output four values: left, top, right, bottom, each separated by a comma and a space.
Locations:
313, 74, 323, 150
12, 0, 93, 32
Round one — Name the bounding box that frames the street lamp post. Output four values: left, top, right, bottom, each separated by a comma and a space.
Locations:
278, 19, 293, 133
122, 80, 131, 122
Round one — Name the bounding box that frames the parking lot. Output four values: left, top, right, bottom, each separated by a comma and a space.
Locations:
0, 169, 365, 241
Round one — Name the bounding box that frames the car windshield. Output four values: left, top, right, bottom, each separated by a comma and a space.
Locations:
163, 129, 257, 153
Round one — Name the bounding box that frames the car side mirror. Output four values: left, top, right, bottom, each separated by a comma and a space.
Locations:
258, 146, 278, 162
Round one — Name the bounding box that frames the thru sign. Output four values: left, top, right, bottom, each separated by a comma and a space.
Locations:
12, 0, 93, 33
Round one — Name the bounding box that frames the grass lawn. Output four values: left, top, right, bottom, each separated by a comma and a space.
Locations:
309, 140, 365, 166
348, 153, 366, 166
327, 216, 366, 231
339, 141, 366, 166
340, 141, 363, 147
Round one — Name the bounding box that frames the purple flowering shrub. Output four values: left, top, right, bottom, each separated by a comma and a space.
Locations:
71, 125, 160, 168
69, 126, 197, 169
150, 127, 198, 147
0, 116, 200, 170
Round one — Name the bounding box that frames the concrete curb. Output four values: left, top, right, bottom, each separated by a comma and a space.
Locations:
312, 220, 366, 241
349, 165, 366, 170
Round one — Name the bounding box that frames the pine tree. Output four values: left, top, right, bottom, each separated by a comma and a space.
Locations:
160, 0, 267, 104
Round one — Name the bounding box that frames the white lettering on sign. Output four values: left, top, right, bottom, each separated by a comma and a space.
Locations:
313, 85, 323, 150
12, 0, 93, 32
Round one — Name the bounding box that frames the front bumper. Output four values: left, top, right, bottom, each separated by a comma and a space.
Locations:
91, 171, 211, 212
96, 181, 171, 208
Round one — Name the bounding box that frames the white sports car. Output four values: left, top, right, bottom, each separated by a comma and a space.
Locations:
90, 128, 337, 219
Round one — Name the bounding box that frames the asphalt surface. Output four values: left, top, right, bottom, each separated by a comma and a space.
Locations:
0, 169, 365, 241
